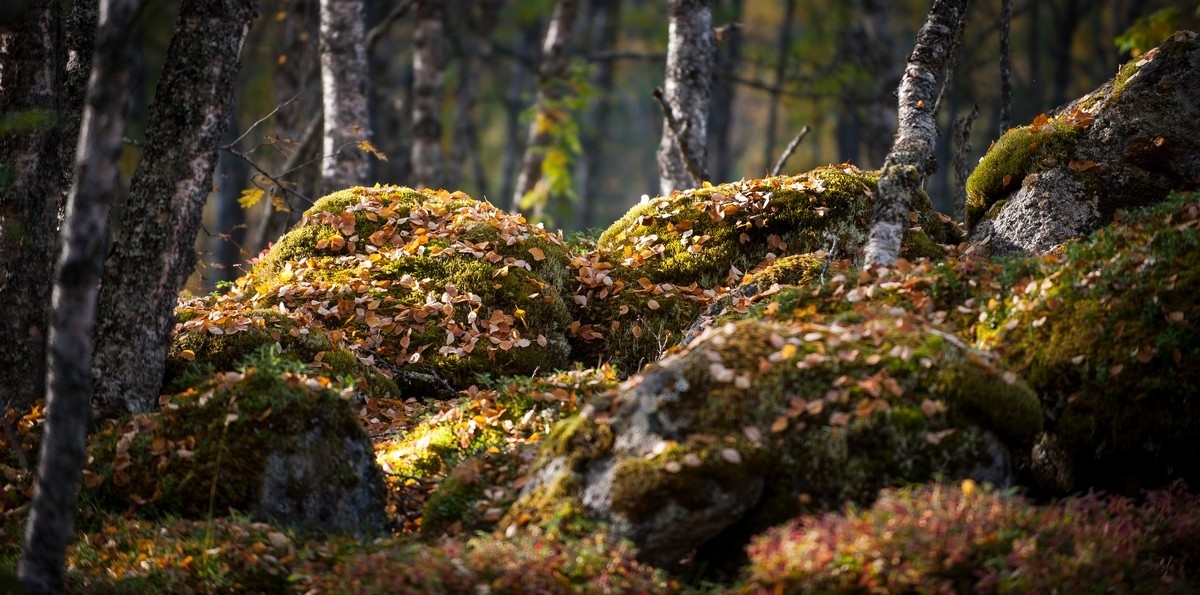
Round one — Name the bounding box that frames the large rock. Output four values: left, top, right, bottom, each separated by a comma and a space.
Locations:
968, 31, 1200, 254
505, 314, 1041, 567
83, 364, 387, 534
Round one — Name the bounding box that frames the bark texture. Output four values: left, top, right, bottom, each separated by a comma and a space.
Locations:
510, 0, 580, 214
762, 0, 794, 173
864, 0, 967, 266
92, 0, 255, 418
411, 0, 445, 189
319, 0, 372, 194
656, 0, 715, 195
0, 0, 95, 411
707, 0, 740, 184
17, 1, 141, 591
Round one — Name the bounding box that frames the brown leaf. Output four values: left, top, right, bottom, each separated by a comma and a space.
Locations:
528, 247, 546, 261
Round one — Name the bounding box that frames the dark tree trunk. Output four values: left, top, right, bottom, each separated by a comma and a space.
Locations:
762, 0, 795, 174
1049, 0, 1081, 109
411, 0, 445, 189
91, 0, 255, 418
1028, 0, 1041, 116
319, 0, 373, 194
367, 0, 412, 190
254, 0, 322, 253
657, 0, 715, 195
17, 1, 142, 592
510, 0, 581, 216
447, 0, 501, 195
0, 0, 95, 412
707, 0, 740, 183
865, 0, 968, 266
837, 0, 897, 169
577, 0, 623, 230
212, 112, 249, 287
499, 20, 541, 208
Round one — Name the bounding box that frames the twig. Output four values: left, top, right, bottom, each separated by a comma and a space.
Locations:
365, 0, 416, 52
223, 146, 313, 207
819, 238, 838, 283
770, 125, 810, 176
952, 104, 980, 225
652, 87, 708, 186
225, 94, 299, 150
0, 401, 30, 471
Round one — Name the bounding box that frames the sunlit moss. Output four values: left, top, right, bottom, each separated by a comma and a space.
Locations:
965, 118, 1081, 230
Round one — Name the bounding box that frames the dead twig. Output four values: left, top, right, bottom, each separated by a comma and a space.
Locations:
770, 125, 810, 176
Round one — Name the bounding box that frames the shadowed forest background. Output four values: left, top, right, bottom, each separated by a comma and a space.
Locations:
168, 0, 1198, 292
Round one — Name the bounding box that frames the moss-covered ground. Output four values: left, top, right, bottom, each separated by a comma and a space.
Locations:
2, 181, 1199, 592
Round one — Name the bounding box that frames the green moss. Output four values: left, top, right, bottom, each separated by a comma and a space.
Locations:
81, 366, 376, 523
985, 192, 1200, 492
740, 253, 826, 289
965, 118, 1081, 230
546, 414, 614, 464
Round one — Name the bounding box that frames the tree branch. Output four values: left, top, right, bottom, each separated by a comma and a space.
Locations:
770, 125, 810, 176
652, 86, 708, 187
365, 0, 416, 53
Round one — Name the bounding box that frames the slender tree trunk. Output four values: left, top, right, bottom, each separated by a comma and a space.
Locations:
411, 0, 445, 189
707, 0, 740, 183
999, 0, 1012, 133
499, 20, 541, 208
577, 0, 623, 230
91, 0, 255, 418
1049, 0, 1081, 109
761, 0, 794, 174
212, 112, 249, 287
319, 0, 373, 194
657, 0, 715, 195
0, 0, 95, 412
17, 1, 142, 592
864, 0, 968, 267
510, 0, 581, 215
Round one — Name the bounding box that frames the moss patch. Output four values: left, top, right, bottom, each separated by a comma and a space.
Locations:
966, 116, 1082, 230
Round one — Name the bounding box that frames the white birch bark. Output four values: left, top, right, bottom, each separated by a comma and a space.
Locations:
656, 0, 715, 195
864, 0, 968, 266
319, 0, 373, 193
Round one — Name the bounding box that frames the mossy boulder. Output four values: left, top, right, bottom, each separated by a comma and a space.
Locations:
173, 186, 574, 391
505, 314, 1041, 567
984, 192, 1200, 494
968, 31, 1200, 254
82, 368, 386, 534
574, 166, 961, 373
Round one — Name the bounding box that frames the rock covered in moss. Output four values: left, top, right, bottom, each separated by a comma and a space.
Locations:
83, 368, 387, 534
984, 192, 1200, 494
969, 31, 1200, 254
505, 314, 1041, 567
174, 186, 574, 391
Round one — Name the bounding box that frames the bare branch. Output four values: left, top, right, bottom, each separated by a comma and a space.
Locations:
770, 125, 810, 176
365, 0, 416, 52
952, 104, 979, 224
225, 94, 300, 150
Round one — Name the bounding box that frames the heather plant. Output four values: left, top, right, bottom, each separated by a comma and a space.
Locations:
744, 481, 1200, 594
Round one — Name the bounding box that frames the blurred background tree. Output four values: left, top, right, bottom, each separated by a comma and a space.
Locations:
75, 0, 1198, 292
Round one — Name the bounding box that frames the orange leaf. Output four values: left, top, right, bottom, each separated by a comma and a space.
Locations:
528, 247, 546, 261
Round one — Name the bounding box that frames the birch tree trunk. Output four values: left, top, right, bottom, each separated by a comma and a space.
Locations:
0, 0, 95, 411
411, 0, 445, 190
863, 0, 968, 267
17, 1, 142, 591
91, 0, 255, 418
510, 0, 580, 216
656, 0, 715, 195
319, 0, 373, 194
